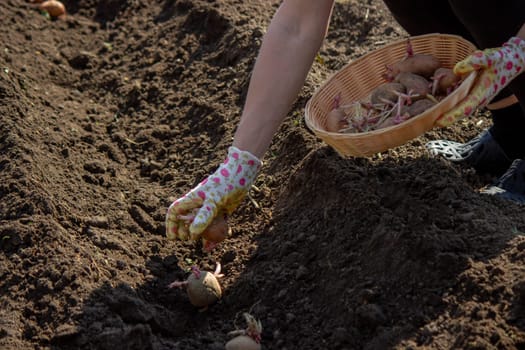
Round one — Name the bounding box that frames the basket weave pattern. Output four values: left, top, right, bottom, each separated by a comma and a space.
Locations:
304, 34, 478, 157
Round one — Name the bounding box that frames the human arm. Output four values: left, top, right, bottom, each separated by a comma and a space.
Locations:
166, 0, 335, 245
233, 0, 335, 158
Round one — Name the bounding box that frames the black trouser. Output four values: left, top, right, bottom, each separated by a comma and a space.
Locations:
383, 0, 525, 157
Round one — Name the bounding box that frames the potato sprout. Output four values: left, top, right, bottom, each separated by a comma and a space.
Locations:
225, 313, 262, 350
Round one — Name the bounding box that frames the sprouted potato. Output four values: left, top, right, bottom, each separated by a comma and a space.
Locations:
432, 67, 461, 95
177, 210, 230, 251
326, 38, 463, 133
168, 263, 224, 310
225, 313, 262, 350
38, 0, 66, 18
384, 38, 440, 80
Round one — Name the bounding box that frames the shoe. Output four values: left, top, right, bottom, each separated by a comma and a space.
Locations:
480, 159, 525, 204
426, 129, 512, 176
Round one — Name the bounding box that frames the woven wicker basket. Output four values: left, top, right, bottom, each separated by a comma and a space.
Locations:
304, 33, 478, 157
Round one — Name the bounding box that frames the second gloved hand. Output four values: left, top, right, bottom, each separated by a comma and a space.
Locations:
166, 146, 262, 242
436, 36, 525, 127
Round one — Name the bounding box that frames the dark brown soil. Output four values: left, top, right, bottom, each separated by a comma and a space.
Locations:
2, 1, 525, 349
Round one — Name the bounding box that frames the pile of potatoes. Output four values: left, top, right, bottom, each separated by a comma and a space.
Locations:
326, 44, 462, 133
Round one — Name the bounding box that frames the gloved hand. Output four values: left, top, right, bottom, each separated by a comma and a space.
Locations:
436, 36, 525, 127
166, 146, 262, 242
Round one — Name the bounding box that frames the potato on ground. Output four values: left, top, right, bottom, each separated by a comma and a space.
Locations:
186, 269, 222, 308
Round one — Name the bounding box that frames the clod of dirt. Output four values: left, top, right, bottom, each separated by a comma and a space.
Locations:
356, 303, 387, 330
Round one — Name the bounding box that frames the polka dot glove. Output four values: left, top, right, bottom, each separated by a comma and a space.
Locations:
166, 146, 262, 241
436, 36, 525, 127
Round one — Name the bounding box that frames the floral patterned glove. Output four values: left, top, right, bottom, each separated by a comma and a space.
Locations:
166, 146, 262, 241
436, 36, 525, 127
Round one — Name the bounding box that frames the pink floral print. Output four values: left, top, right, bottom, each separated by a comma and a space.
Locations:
166, 146, 262, 241
437, 36, 525, 127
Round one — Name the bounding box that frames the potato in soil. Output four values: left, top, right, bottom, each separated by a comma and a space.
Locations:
225, 335, 261, 350
38, 0, 66, 17
186, 269, 222, 308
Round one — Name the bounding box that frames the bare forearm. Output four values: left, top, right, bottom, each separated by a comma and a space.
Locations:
233, 0, 334, 158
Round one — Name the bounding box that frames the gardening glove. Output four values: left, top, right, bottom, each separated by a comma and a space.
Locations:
436, 36, 525, 127
166, 146, 262, 241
